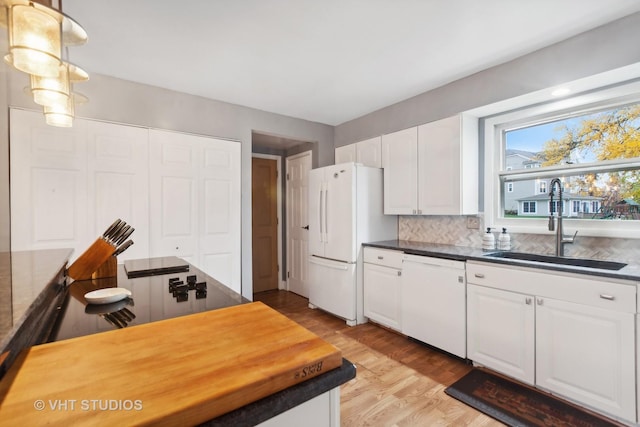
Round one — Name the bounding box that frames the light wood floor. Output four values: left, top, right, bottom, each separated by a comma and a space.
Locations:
255, 290, 504, 427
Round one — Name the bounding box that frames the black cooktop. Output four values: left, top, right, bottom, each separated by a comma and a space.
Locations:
55, 258, 246, 341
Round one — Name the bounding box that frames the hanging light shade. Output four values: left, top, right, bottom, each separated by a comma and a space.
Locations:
5, 3, 62, 77
29, 61, 88, 106
44, 94, 74, 127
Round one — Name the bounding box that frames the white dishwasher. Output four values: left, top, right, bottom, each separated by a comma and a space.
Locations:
401, 254, 466, 358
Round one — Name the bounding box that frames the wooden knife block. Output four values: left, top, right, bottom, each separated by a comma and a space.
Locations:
67, 239, 116, 281
91, 256, 117, 279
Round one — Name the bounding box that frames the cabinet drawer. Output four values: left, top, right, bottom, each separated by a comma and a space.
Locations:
467, 261, 636, 313
363, 247, 403, 269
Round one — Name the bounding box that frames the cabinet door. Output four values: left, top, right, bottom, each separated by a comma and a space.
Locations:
356, 136, 382, 168
363, 263, 402, 331
536, 298, 635, 421
402, 258, 466, 358
467, 284, 535, 384
335, 144, 356, 164
381, 127, 418, 214
417, 116, 461, 215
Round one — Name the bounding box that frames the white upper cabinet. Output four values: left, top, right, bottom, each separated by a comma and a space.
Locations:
335, 136, 382, 168
335, 144, 356, 164
355, 136, 382, 168
381, 114, 478, 215
418, 114, 478, 215
381, 127, 418, 214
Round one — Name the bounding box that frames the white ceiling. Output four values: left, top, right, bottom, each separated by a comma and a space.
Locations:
63, 0, 640, 126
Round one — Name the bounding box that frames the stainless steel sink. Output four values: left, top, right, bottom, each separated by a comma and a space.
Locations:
484, 251, 627, 271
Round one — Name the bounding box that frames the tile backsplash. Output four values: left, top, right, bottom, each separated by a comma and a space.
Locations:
399, 215, 640, 265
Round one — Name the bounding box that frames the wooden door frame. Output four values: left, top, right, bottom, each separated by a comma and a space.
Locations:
252, 153, 283, 289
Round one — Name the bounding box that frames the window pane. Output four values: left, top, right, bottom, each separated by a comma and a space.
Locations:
505, 104, 640, 169
502, 172, 640, 219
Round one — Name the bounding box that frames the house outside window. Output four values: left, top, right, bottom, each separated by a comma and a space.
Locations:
539, 181, 547, 194
522, 201, 536, 213
483, 80, 640, 237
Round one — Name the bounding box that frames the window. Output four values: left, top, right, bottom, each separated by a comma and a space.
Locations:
573, 201, 581, 214
522, 201, 536, 213
484, 80, 640, 238
538, 181, 547, 193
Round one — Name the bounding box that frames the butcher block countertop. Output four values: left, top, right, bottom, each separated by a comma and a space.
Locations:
0, 302, 344, 426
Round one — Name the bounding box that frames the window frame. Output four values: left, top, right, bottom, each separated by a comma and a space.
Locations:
483, 79, 640, 238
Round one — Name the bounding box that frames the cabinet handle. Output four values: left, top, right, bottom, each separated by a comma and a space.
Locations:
412, 209, 416, 214
377, 256, 384, 260
599, 294, 615, 301
474, 273, 485, 278
536, 298, 543, 305
397, 271, 402, 277
525, 297, 532, 305
458, 276, 464, 283
418, 209, 422, 214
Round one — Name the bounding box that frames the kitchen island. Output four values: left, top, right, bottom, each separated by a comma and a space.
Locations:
0, 255, 355, 426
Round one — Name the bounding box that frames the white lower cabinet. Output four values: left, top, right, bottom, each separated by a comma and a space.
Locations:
363, 247, 403, 331
467, 284, 535, 383
536, 297, 635, 421
402, 255, 466, 358
467, 261, 637, 423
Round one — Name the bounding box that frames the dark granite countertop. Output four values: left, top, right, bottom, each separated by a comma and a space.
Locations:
364, 240, 640, 282
0, 249, 73, 343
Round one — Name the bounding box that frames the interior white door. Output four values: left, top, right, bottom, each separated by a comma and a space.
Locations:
86, 120, 150, 261
198, 138, 241, 291
323, 164, 355, 263
286, 151, 311, 297
307, 167, 324, 258
10, 109, 89, 255
149, 130, 199, 266
149, 129, 241, 292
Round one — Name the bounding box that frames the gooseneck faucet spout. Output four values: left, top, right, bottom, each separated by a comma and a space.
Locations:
549, 178, 578, 257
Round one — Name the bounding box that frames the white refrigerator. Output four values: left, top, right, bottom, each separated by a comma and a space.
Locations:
308, 162, 397, 326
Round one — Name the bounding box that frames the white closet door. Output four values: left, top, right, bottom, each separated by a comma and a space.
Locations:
198, 137, 241, 292
10, 109, 89, 256
149, 129, 241, 293
149, 130, 200, 265
86, 120, 150, 261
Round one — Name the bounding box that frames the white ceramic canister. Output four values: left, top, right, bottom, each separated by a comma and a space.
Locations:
498, 227, 511, 250
482, 227, 495, 251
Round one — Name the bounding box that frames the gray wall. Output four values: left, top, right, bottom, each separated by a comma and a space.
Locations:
334, 12, 640, 147
5, 72, 334, 300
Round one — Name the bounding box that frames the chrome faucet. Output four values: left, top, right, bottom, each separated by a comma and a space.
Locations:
548, 178, 577, 257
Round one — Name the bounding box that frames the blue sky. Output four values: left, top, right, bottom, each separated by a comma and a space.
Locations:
505, 119, 577, 153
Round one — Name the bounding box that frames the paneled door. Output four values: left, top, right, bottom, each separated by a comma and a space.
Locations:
10, 109, 149, 261
86, 120, 149, 261
252, 157, 278, 293
286, 151, 311, 297
149, 129, 241, 293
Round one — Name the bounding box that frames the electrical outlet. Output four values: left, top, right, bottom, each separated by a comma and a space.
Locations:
466, 216, 480, 229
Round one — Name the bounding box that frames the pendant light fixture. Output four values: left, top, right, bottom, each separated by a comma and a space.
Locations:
1, 0, 89, 127
5, 2, 61, 77
29, 61, 88, 106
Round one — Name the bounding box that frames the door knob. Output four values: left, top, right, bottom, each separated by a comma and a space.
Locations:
302, 225, 309, 230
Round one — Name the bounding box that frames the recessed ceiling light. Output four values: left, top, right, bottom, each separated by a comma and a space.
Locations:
551, 87, 571, 97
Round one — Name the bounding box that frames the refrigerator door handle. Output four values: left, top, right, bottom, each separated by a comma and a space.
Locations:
318, 187, 324, 241
309, 256, 349, 271
324, 187, 329, 243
